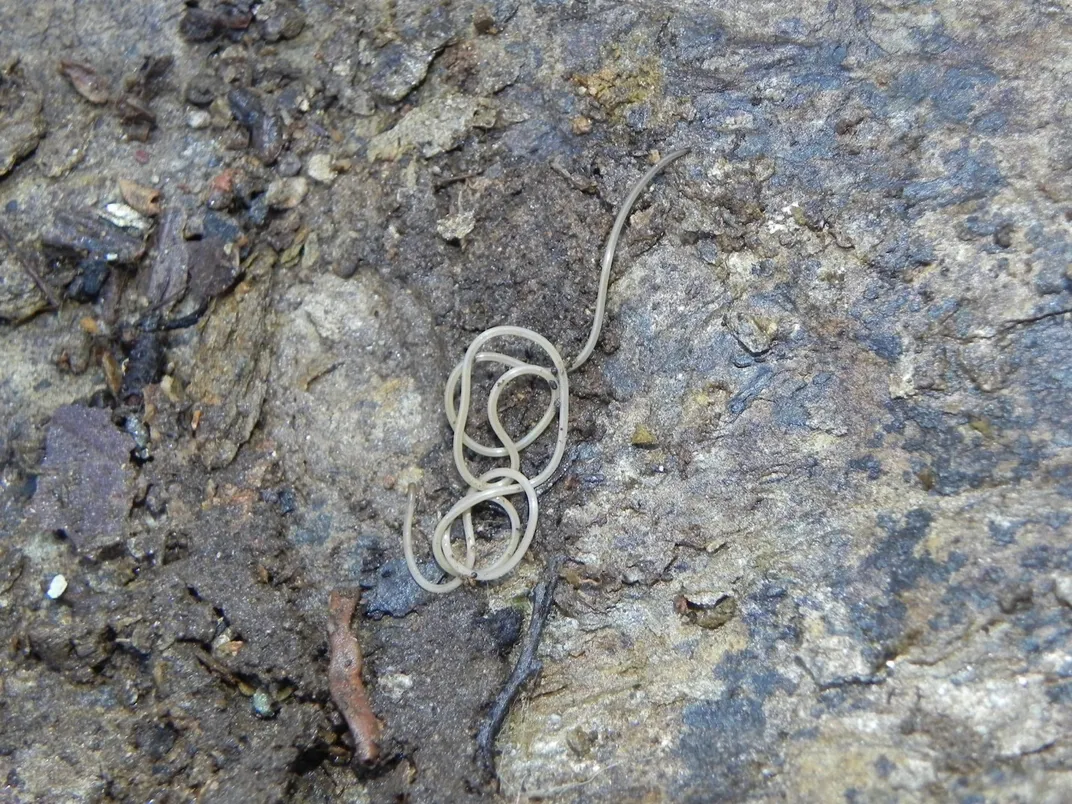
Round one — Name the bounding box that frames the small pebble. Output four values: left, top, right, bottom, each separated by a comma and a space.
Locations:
119, 179, 161, 216
379, 672, 414, 702
484, 607, 523, 654
306, 153, 336, 184
698, 240, 719, 264
184, 73, 217, 106
187, 109, 212, 130
276, 152, 302, 178
331, 230, 364, 278
436, 209, 475, 243
630, 423, 658, 448
301, 231, 321, 273
46, 574, 68, 600
256, 0, 306, 42
473, 7, 496, 34
265, 176, 308, 210
622, 567, 644, 585
179, 7, 223, 42
252, 689, 278, 719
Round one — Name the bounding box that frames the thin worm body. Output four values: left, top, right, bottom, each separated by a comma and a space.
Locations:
404, 148, 689, 593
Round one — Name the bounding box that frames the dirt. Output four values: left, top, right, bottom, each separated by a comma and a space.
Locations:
1, 0, 1071, 802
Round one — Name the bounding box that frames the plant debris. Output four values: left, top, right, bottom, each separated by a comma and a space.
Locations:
630, 423, 659, 448
186, 249, 273, 469
119, 179, 161, 216
475, 555, 563, 783
41, 210, 147, 264
58, 60, 111, 104
674, 592, 738, 630
142, 207, 188, 310
327, 590, 382, 764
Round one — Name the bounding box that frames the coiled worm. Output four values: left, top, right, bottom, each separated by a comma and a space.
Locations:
404, 148, 690, 593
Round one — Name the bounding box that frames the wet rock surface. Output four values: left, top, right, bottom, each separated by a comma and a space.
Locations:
0, 0, 1070, 802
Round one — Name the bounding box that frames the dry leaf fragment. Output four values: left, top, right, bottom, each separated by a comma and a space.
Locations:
119, 179, 161, 216
59, 60, 110, 104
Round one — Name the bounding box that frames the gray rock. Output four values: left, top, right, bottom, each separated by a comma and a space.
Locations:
369, 42, 437, 103
363, 558, 436, 619
305, 153, 336, 184
265, 176, 308, 210
34, 405, 135, 555
255, 0, 305, 43
0, 78, 45, 178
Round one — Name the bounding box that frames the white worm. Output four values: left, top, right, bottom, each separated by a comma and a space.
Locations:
404, 148, 690, 593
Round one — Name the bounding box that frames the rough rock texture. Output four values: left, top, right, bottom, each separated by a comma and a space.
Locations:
0, 0, 1070, 802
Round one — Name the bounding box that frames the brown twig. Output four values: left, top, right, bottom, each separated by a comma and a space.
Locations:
475, 555, 563, 783
327, 590, 382, 764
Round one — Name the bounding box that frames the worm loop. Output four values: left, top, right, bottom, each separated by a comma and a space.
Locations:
404, 149, 689, 593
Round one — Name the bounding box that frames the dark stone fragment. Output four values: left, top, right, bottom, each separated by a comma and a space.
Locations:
66, 260, 110, 302
993, 223, 1014, 248
276, 151, 301, 178
277, 488, 297, 514
185, 236, 242, 305
228, 88, 283, 165
218, 3, 253, 30
369, 43, 436, 103
121, 332, 165, 400
483, 607, 524, 654
474, 7, 496, 34
874, 755, 896, 779
227, 87, 263, 128
864, 332, 904, 362
258, 0, 306, 42
727, 366, 773, 416
362, 558, 435, 619
252, 112, 284, 165
184, 73, 217, 106
260, 487, 297, 514
245, 194, 269, 227
179, 8, 223, 42
847, 455, 883, 481
231, 172, 266, 208
330, 230, 372, 279
134, 723, 177, 760
143, 207, 188, 310
42, 210, 146, 264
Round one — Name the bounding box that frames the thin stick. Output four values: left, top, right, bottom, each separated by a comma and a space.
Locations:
327, 590, 383, 764
475, 555, 563, 781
